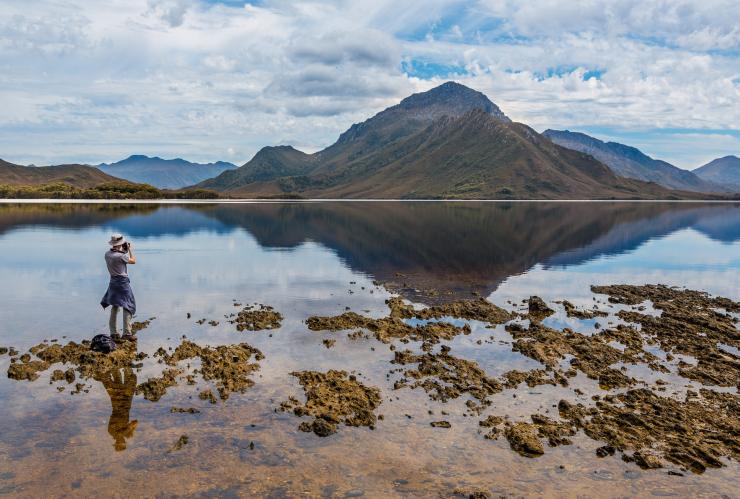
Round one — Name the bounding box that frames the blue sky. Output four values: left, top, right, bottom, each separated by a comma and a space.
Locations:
0, 0, 737, 169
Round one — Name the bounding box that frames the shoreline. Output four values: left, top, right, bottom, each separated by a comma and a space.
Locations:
1, 198, 739, 204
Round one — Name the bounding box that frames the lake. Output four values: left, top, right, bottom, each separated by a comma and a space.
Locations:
0, 201, 738, 497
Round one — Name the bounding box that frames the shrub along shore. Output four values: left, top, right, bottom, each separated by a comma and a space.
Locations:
0, 182, 220, 200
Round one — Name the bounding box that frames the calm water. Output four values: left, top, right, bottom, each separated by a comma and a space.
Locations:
0, 201, 738, 497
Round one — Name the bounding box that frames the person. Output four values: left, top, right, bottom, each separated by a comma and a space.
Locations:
100, 233, 137, 341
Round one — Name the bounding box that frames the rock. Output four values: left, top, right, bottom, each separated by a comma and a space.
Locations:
527, 296, 554, 321
505, 423, 544, 457
284, 370, 381, 436
232, 304, 283, 331
169, 434, 189, 452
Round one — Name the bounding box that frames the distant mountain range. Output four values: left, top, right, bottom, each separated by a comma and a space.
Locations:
542, 129, 724, 193
693, 156, 740, 192
198, 82, 696, 199
0, 159, 123, 187
1, 82, 736, 199
98, 155, 237, 189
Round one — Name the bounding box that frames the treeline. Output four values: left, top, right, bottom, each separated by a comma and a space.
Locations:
0, 182, 220, 199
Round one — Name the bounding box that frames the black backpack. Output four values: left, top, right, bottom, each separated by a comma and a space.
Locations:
91, 334, 117, 354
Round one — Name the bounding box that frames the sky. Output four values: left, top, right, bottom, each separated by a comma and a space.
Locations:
0, 0, 738, 169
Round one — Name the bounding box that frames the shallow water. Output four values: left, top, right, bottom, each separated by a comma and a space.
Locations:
0, 201, 738, 497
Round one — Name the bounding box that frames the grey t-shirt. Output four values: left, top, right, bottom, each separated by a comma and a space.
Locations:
105, 250, 130, 277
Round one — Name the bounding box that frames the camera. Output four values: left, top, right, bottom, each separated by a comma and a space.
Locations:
121, 242, 130, 252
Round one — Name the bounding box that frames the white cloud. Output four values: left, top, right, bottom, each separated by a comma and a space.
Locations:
146, 0, 192, 28
0, 0, 737, 168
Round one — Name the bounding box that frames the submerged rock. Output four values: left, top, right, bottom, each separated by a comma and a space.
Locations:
169, 434, 189, 452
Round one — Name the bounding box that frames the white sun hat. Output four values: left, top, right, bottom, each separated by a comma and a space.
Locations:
108, 233, 127, 247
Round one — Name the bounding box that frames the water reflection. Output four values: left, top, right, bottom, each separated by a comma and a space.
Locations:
93, 367, 138, 451
1, 201, 737, 301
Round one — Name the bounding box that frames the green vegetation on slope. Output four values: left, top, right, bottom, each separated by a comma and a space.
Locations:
0, 182, 220, 199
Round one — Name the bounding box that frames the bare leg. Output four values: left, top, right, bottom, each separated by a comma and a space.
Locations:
123, 309, 133, 335
109, 306, 119, 335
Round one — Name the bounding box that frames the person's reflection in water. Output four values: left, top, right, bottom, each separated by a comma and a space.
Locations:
95, 367, 138, 451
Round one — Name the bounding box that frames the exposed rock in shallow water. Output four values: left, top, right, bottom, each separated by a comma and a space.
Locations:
506, 423, 544, 457
7, 336, 263, 406
307, 311, 469, 347
501, 369, 567, 389
137, 368, 183, 402
592, 284, 740, 387
505, 322, 646, 389
530, 414, 576, 447
451, 486, 492, 499
7, 359, 50, 381
527, 296, 554, 322
307, 296, 512, 349
7, 340, 143, 382
155, 340, 263, 401
231, 304, 283, 331
386, 297, 513, 324
561, 300, 608, 319
558, 388, 740, 473
392, 346, 502, 405
131, 317, 155, 333
282, 370, 381, 437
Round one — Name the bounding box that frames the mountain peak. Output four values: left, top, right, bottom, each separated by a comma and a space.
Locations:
397, 81, 509, 122
694, 155, 740, 191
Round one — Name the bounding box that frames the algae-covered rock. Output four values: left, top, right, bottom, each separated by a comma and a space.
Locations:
232, 304, 283, 331
506, 423, 544, 457
283, 370, 381, 437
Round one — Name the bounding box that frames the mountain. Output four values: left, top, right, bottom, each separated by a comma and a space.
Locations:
693, 156, 740, 192
197, 82, 705, 199
98, 155, 237, 189
0, 159, 125, 187
198, 146, 315, 192
542, 129, 722, 193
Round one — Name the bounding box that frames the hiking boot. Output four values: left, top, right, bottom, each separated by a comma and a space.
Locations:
121, 333, 137, 343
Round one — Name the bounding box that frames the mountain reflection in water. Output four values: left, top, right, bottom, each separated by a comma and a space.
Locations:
0, 201, 737, 301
